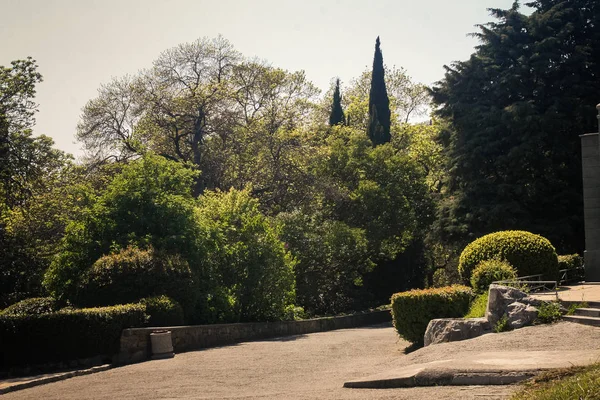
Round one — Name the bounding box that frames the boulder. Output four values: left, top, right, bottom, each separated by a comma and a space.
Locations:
486, 284, 539, 326
506, 302, 538, 329
424, 318, 492, 346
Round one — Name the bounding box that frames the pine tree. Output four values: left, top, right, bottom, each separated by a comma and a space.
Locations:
367, 37, 391, 145
329, 78, 345, 126
430, 0, 600, 253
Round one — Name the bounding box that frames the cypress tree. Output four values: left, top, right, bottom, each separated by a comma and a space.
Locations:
329, 78, 345, 126
367, 37, 391, 145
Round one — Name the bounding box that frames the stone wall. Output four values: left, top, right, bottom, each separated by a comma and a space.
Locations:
581, 132, 600, 281
115, 310, 391, 364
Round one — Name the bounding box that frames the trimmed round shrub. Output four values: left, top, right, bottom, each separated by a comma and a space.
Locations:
470, 259, 517, 294
0, 297, 60, 316
391, 285, 474, 344
139, 296, 184, 327
77, 246, 197, 313
458, 231, 558, 281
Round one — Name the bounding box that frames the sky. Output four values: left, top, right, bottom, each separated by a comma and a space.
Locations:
1, 0, 531, 158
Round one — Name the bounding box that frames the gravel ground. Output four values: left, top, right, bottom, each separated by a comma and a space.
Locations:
5, 321, 598, 400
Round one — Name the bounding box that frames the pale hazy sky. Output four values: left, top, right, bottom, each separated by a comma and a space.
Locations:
1, 0, 529, 157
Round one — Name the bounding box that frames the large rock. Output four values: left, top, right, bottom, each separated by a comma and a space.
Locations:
424, 318, 492, 346
506, 302, 538, 329
486, 284, 541, 326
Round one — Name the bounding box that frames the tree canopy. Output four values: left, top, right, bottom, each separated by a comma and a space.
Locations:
431, 0, 600, 253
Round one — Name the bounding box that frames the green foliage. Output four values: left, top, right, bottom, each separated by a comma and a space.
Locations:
139, 295, 184, 327
316, 126, 433, 260
557, 254, 583, 270
536, 302, 563, 324
197, 188, 296, 322
329, 78, 345, 126
0, 297, 60, 316
512, 362, 600, 400
76, 246, 197, 313
391, 285, 473, 344
43, 154, 205, 302
494, 315, 511, 333
431, 1, 600, 252
367, 37, 391, 145
277, 210, 374, 315
458, 231, 559, 281
0, 303, 146, 368
431, 268, 452, 288
464, 292, 489, 319
470, 259, 517, 294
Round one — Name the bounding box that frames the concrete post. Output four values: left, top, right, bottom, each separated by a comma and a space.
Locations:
580, 105, 600, 281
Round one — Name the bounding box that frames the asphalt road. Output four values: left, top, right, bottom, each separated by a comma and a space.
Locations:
4, 323, 516, 399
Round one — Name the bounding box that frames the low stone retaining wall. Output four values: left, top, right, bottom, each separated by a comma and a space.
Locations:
115, 309, 391, 364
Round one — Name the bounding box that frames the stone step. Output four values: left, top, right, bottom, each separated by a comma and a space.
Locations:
574, 308, 600, 317
562, 315, 600, 327
561, 300, 600, 308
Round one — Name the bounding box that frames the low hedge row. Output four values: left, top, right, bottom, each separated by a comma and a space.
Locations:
0, 304, 146, 368
391, 285, 474, 344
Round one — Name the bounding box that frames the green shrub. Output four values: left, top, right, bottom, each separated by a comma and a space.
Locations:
558, 254, 583, 270
0, 303, 146, 368
0, 297, 60, 316
536, 302, 562, 324
391, 285, 474, 344
196, 188, 296, 323
464, 292, 489, 318
76, 246, 197, 314
470, 259, 517, 294
494, 315, 511, 333
432, 268, 452, 288
458, 231, 558, 281
140, 296, 184, 327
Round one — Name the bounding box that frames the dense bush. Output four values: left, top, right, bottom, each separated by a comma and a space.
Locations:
0, 297, 60, 316
558, 254, 583, 270
196, 188, 296, 323
43, 154, 207, 303
391, 285, 474, 344
0, 303, 146, 368
458, 231, 558, 281
76, 246, 197, 314
140, 296, 184, 327
277, 211, 374, 316
470, 259, 517, 294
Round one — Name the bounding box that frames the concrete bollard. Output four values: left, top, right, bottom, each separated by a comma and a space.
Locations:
150, 330, 174, 360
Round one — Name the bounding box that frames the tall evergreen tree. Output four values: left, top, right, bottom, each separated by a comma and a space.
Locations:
367, 37, 391, 145
329, 78, 345, 126
430, 0, 600, 253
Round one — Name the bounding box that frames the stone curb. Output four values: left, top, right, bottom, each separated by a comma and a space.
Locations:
0, 364, 111, 395
344, 368, 539, 389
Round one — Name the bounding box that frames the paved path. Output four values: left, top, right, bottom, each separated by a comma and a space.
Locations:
4, 324, 515, 400
533, 282, 600, 303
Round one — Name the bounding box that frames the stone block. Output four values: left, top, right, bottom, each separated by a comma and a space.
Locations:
506, 302, 538, 329
424, 318, 492, 346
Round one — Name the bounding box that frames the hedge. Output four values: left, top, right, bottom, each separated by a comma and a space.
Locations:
391, 285, 474, 344
0, 303, 146, 368
558, 254, 583, 270
0, 297, 61, 316
458, 230, 558, 281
